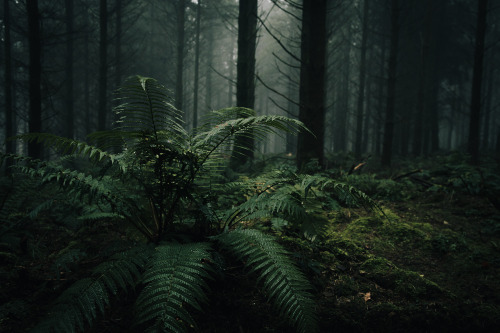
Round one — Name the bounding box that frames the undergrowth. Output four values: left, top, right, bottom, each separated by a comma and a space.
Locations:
0, 76, 378, 333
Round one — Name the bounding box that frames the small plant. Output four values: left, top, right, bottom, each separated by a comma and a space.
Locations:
4, 76, 319, 332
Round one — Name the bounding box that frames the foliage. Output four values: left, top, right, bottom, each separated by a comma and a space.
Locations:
2, 75, 318, 332
232, 170, 382, 240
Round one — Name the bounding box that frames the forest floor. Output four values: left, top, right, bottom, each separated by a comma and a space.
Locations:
194, 192, 500, 332
1, 154, 500, 332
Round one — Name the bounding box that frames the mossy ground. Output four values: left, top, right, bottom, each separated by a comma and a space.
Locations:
1, 154, 500, 332
284, 179, 500, 332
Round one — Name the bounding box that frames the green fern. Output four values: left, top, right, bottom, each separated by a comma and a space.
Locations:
135, 242, 212, 332
33, 245, 152, 333
216, 229, 317, 333
221, 171, 380, 239
2, 75, 329, 332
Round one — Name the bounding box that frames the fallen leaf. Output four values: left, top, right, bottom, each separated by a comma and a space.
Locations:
359, 292, 371, 302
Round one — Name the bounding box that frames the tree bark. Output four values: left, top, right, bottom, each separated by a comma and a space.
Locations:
381, 0, 400, 167
297, 0, 327, 168
175, 0, 186, 112
4, 0, 14, 172
468, 0, 488, 164
412, 0, 432, 156
64, 0, 74, 139
354, 0, 370, 158
27, 0, 43, 159
98, 0, 108, 131
230, 0, 258, 168
115, 0, 123, 89
192, 0, 201, 129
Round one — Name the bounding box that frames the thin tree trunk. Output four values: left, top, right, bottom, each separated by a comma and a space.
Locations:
296, 0, 327, 168
381, 0, 400, 167
84, 6, 91, 135
27, 0, 43, 159
175, 0, 186, 112
338, 25, 351, 153
468, 0, 488, 165
115, 0, 122, 89
4, 0, 14, 172
227, 33, 236, 106
193, 0, 201, 129
98, 0, 108, 131
230, 0, 258, 168
412, 0, 432, 156
205, 25, 214, 111
375, 36, 387, 155
482, 69, 493, 149
65, 0, 74, 139
354, 0, 370, 158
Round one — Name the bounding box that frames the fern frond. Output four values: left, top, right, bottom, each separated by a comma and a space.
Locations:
216, 229, 317, 332
135, 242, 212, 332
114, 76, 187, 146
302, 174, 381, 212
192, 108, 307, 167
13, 133, 125, 168
32, 245, 152, 333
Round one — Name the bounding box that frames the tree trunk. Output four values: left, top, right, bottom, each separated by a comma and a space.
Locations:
115, 0, 122, 89
64, 0, 74, 139
27, 0, 43, 159
354, 0, 370, 158
193, 0, 201, 129
175, 0, 186, 112
381, 0, 400, 167
98, 0, 108, 131
230, 0, 258, 168
335, 25, 351, 153
482, 69, 493, 149
412, 0, 432, 156
4, 0, 14, 172
468, 0, 488, 165
84, 6, 91, 135
297, 0, 327, 168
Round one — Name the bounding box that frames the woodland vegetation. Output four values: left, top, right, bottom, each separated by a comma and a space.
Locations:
1, 0, 500, 332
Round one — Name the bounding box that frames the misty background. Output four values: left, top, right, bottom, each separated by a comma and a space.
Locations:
1, 0, 498, 168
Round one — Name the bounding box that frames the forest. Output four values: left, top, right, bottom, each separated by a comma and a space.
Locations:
0, 0, 499, 332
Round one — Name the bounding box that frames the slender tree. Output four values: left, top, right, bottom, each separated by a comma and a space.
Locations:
64, 0, 75, 139
192, 0, 201, 129
468, 0, 489, 165
230, 0, 258, 168
296, 0, 327, 168
412, 0, 432, 156
381, 0, 400, 167
175, 0, 187, 112
354, 0, 370, 158
98, 0, 108, 131
27, 0, 43, 158
4, 0, 14, 159
115, 0, 123, 89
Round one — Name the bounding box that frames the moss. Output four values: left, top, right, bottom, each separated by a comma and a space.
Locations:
333, 275, 360, 296
360, 257, 443, 298
324, 237, 367, 261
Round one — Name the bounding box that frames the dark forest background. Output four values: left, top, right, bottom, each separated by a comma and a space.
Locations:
1, 0, 498, 168
2, 1, 500, 332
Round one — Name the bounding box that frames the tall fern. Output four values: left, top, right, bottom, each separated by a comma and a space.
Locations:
216, 229, 317, 333
135, 242, 212, 332
32, 245, 152, 333
1, 75, 350, 333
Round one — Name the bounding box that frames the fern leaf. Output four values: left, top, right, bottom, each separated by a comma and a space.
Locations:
215, 229, 317, 333
135, 242, 212, 332
32, 245, 152, 333
114, 76, 187, 146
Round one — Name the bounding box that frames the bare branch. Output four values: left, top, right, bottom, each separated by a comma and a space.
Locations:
256, 15, 302, 64
256, 74, 300, 108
